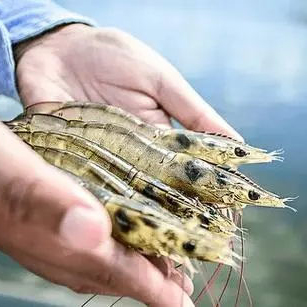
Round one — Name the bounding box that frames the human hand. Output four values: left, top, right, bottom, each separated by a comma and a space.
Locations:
0, 123, 194, 307
14, 23, 242, 140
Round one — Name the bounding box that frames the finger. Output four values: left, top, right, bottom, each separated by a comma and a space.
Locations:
81, 240, 195, 307
13, 232, 194, 306
146, 256, 194, 296
0, 123, 110, 253
146, 255, 174, 277
156, 67, 243, 141
14, 230, 194, 304
10, 251, 104, 295
10, 233, 194, 306
97, 83, 172, 127
138, 108, 172, 127
170, 269, 194, 297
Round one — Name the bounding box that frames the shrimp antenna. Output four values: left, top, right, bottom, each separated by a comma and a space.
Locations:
283, 196, 299, 212
217, 266, 233, 306
242, 275, 253, 307
217, 239, 235, 305
205, 263, 222, 307
81, 294, 97, 307
234, 214, 244, 307
196, 264, 217, 307
180, 262, 186, 307
81, 294, 124, 307
109, 297, 124, 307
268, 148, 284, 162
194, 263, 223, 306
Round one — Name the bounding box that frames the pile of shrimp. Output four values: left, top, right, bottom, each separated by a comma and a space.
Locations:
5, 101, 293, 306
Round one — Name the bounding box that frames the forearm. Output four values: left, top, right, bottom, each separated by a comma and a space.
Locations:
0, 0, 96, 100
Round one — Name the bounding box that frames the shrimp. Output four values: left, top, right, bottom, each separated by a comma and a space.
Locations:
13, 128, 235, 235
23, 101, 283, 168
59, 171, 238, 267
9, 114, 289, 210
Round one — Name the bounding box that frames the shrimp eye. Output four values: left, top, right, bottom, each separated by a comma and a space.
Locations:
248, 190, 260, 200
235, 147, 247, 157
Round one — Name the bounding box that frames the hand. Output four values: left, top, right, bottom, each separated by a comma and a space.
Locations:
9, 23, 243, 306
0, 123, 194, 307
14, 23, 242, 140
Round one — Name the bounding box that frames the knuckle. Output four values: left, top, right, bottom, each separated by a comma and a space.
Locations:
92, 271, 117, 289
105, 270, 118, 289
155, 70, 164, 99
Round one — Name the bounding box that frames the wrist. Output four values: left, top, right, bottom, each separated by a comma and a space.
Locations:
13, 23, 91, 63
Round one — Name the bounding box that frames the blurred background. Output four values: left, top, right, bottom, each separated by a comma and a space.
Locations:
0, 0, 306, 306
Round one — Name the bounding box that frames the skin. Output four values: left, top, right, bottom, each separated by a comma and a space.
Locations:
0, 23, 243, 306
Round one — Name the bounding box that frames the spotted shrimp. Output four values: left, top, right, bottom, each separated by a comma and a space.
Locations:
7, 113, 291, 210
24, 101, 283, 168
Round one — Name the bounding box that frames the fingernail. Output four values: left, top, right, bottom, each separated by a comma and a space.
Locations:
211, 111, 244, 142
231, 130, 244, 143
60, 207, 104, 250
183, 293, 195, 307
220, 121, 244, 143
183, 274, 194, 296
171, 270, 194, 296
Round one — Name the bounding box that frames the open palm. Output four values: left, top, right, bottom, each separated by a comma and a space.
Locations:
15, 24, 241, 139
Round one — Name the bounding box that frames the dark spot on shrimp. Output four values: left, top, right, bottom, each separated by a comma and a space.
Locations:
180, 207, 194, 219
184, 160, 203, 182
141, 217, 158, 229
115, 209, 136, 233
182, 241, 196, 253
143, 185, 158, 200
161, 242, 168, 249
164, 230, 176, 241
248, 190, 260, 201
198, 214, 210, 228
216, 171, 228, 186
208, 206, 217, 215
138, 123, 147, 129
235, 147, 247, 157
163, 195, 179, 208
176, 133, 191, 149
207, 141, 216, 148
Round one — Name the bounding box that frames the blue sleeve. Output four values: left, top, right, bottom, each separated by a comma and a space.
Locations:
0, 0, 96, 100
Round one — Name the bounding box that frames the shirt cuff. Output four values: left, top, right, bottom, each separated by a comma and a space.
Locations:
0, 21, 18, 99
0, 1, 97, 100
2, 1, 97, 44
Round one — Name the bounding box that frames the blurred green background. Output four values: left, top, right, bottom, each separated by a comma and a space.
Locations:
0, 1, 306, 306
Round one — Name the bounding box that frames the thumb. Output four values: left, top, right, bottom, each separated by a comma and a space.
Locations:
0, 123, 110, 252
